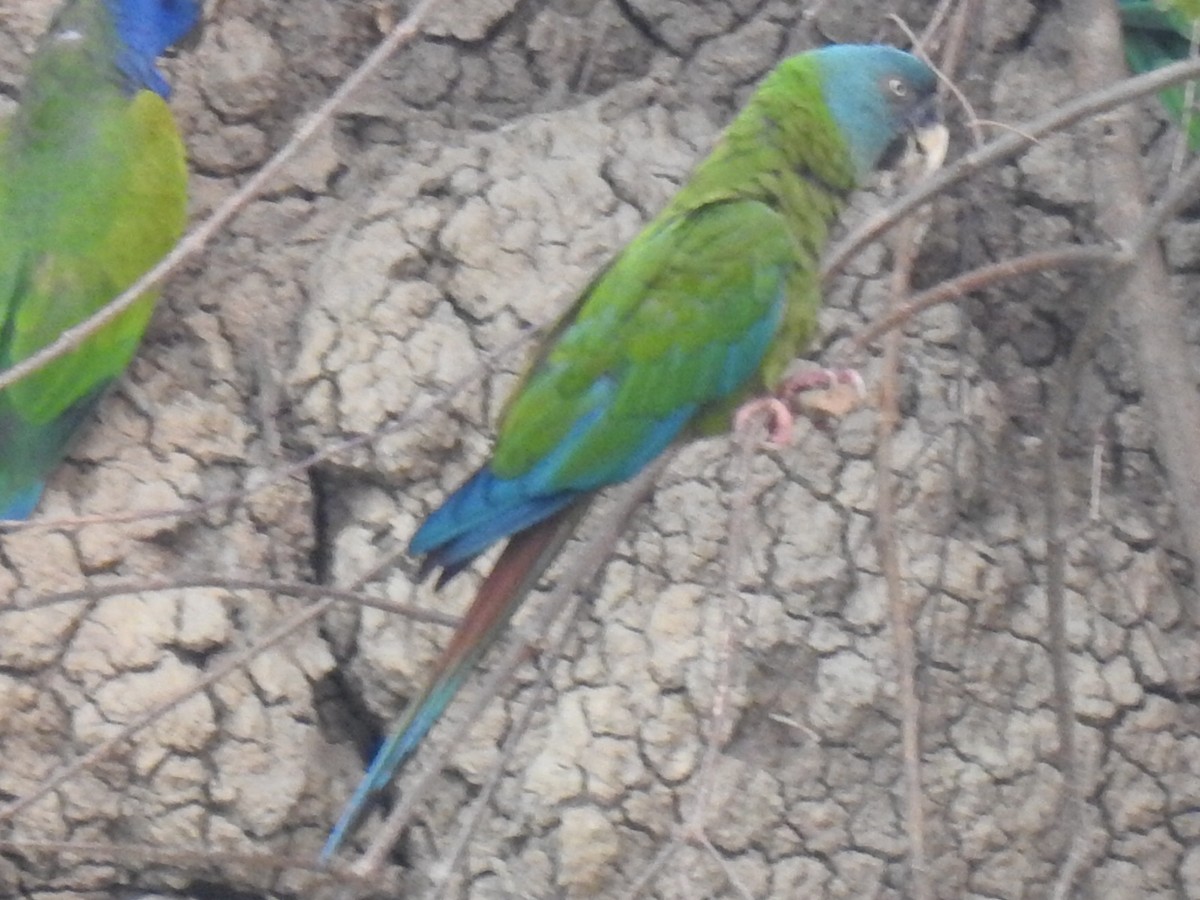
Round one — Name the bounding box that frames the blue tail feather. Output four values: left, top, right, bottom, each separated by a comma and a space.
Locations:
409, 467, 577, 570
410, 418, 690, 580
319, 676, 462, 862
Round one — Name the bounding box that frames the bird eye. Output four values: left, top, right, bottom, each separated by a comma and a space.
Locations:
887, 77, 908, 97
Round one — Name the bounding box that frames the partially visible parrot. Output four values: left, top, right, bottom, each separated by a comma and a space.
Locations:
322, 43, 943, 861
1120, 0, 1200, 148
0, 0, 200, 520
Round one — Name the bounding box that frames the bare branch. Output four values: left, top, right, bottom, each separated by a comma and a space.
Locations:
15, 575, 459, 628
851, 245, 1115, 351
822, 56, 1200, 282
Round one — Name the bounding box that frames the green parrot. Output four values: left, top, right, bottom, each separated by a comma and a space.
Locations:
0, 0, 200, 520
1120, 0, 1200, 147
322, 43, 943, 861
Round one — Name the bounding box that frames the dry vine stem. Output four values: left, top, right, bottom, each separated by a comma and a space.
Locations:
871, 139, 946, 900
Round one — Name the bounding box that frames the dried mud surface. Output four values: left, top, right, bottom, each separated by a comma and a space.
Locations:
1, 1, 1199, 898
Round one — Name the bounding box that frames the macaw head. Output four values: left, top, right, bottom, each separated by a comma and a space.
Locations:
813, 44, 942, 181
103, 0, 202, 96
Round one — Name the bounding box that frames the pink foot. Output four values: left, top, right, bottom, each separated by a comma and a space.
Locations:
777, 367, 866, 403
736, 367, 868, 447
734, 396, 794, 447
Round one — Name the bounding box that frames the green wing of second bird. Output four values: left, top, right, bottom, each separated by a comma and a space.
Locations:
1120, 0, 1200, 149
0, 0, 198, 519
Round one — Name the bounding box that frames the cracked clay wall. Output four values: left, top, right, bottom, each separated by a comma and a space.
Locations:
1, 1, 1199, 898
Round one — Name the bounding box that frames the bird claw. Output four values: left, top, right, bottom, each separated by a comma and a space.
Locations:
734, 396, 795, 448
735, 368, 867, 447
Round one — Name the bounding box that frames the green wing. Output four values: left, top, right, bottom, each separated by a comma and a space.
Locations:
492, 199, 798, 486
2, 91, 185, 422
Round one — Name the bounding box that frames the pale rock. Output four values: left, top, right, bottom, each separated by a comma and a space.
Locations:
581, 736, 643, 803
150, 756, 208, 807
199, 17, 283, 120
1182, 844, 1200, 897
580, 684, 638, 738
2, 530, 83, 595
640, 693, 699, 782
831, 850, 886, 896
0, 600, 84, 669
1072, 653, 1117, 723
63, 594, 178, 682
449, 699, 507, 783
773, 856, 833, 896
807, 618, 852, 653
524, 692, 587, 806
1102, 654, 1143, 709
842, 577, 888, 628
809, 651, 880, 737
788, 800, 850, 856
706, 762, 783, 853
152, 396, 251, 463
175, 589, 232, 652
557, 805, 619, 895
210, 706, 312, 836
1103, 756, 1167, 834
84, 656, 216, 757
425, 0, 519, 41
645, 583, 702, 689
248, 649, 310, 705
269, 122, 341, 194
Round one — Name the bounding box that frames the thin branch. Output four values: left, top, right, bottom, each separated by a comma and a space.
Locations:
821, 56, 1200, 282
15, 576, 459, 629
1171, 19, 1200, 176
1119, 154, 1200, 257
428, 653, 557, 897
876, 209, 932, 900
3, 30, 1198, 406
850, 245, 1116, 351
0, 838, 375, 888
0, 596, 333, 824
427, 556, 620, 896
893, 7, 986, 149
933, 0, 984, 148
680, 416, 760, 836
1033, 155, 1200, 893
0, 320, 544, 534
622, 841, 678, 900
696, 833, 755, 900
852, 146, 1200, 353
1047, 1, 1200, 894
